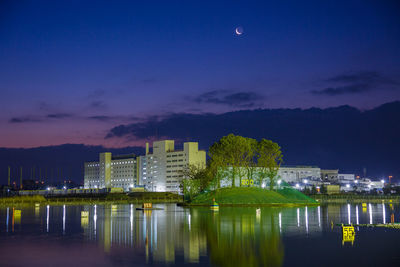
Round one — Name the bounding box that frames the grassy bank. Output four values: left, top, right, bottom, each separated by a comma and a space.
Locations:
0, 192, 183, 206
310, 194, 400, 204
189, 187, 318, 206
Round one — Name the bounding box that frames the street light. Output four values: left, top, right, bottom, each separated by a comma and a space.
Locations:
303, 179, 308, 184
295, 183, 299, 188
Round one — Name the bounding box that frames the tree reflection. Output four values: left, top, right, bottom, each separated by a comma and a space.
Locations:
198, 208, 284, 267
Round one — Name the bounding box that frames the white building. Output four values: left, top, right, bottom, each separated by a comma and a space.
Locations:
219, 166, 321, 187
84, 140, 206, 193
140, 140, 206, 192
84, 153, 138, 191
338, 174, 355, 182
278, 166, 321, 183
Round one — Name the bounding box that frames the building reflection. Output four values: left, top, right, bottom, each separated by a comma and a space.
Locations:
1, 202, 397, 266
81, 205, 300, 266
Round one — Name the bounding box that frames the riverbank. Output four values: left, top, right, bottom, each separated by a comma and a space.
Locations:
187, 187, 319, 206
0, 192, 183, 206
310, 194, 400, 204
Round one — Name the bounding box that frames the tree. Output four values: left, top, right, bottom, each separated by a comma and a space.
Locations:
244, 138, 258, 187
257, 139, 283, 190
320, 185, 327, 194
209, 134, 254, 187
311, 185, 318, 194
179, 164, 211, 201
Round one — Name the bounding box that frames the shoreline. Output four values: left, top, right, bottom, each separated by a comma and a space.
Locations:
178, 202, 320, 207
309, 194, 400, 204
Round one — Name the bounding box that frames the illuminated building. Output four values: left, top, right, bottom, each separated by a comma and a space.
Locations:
139, 140, 206, 192
84, 140, 206, 192
84, 153, 138, 191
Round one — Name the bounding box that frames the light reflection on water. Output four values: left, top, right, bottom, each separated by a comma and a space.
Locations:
0, 203, 399, 266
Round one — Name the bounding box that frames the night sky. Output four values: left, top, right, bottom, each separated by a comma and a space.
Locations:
1, 0, 399, 148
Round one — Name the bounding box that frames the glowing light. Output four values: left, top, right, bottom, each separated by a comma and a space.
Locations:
347, 204, 351, 224
279, 212, 282, 232
63, 186, 66, 190
382, 203, 386, 224
63, 205, 66, 233
94, 205, 97, 235
381, 180, 385, 184
356, 205, 359, 225
354, 180, 358, 184
261, 183, 265, 188
369, 204, 373, 224
277, 180, 282, 185
295, 184, 299, 188
6, 207, 9, 232
317, 206, 321, 228
346, 184, 350, 188
46, 205, 50, 232
303, 179, 308, 184
305, 206, 309, 233
47, 187, 50, 191
297, 208, 300, 227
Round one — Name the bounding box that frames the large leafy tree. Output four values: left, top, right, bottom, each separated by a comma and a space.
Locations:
208, 134, 283, 191
209, 134, 256, 187
257, 139, 283, 190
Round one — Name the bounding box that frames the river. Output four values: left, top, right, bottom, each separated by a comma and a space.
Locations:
0, 203, 399, 266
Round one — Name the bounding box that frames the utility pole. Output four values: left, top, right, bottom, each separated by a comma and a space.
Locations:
8, 166, 10, 186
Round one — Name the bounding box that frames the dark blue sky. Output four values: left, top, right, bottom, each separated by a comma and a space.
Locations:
0, 0, 399, 148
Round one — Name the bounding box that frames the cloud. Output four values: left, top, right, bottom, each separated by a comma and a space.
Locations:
312, 84, 371, 96
193, 90, 264, 107
9, 117, 41, 123
47, 113, 73, 119
312, 71, 398, 96
9, 113, 72, 123
105, 102, 400, 149
87, 115, 114, 122
90, 100, 107, 109
326, 71, 396, 84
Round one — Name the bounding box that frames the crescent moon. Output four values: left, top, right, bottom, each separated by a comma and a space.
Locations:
235, 28, 242, 35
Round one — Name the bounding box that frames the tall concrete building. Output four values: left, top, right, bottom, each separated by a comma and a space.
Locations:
84, 140, 206, 192
84, 153, 138, 191
139, 140, 206, 192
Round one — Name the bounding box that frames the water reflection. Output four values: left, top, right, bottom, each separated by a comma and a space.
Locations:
46, 205, 49, 233
62, 205, 66, 234
1, 203, 399, 266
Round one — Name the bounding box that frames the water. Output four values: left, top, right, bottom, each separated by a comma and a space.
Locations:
0, 203, 399, 266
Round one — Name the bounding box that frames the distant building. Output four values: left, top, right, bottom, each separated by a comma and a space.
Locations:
338, 174, 355, 182
140, 140, 206, 192
84, 140, 206, 192
278, 166, 321, 183
219, 166, 321, 187
84, 153, 138, 191
321, 169, 339, 182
